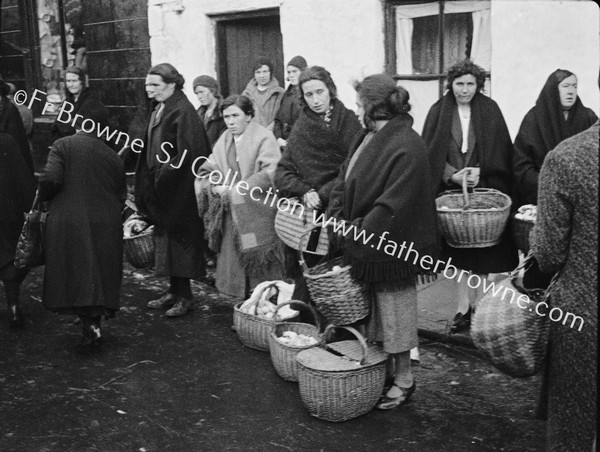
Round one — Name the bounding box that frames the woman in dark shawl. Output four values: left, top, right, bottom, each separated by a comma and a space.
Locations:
0, 77, 33, 174
328, 74, 438, 409
273, 55, 308, 149
422, 60, 518, 333
513, 69, 598, 206
51, 67, 101, 141
135, 63, 211, 317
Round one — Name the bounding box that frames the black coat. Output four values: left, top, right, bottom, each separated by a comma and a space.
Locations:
197, 104, 226, 148
0, 132, 36, 277
135, 89, 210, 247
38, 133, 126, 311
423, 92, 518, 274
0, 97, 33, 174
273, 85, 302, 141
274, 98, 361, 206
329, 115, 439, 282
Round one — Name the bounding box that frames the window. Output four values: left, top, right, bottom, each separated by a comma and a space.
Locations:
385, 0, 491, 131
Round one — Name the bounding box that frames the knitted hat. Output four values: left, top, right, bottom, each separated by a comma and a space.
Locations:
193, 75, 219, 95
286, 55, 307, 71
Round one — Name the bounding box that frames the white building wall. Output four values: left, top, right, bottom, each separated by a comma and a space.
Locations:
491, 0, 600, 138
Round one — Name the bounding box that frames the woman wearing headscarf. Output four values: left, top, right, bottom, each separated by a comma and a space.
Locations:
422, 60, 518, 333
193, 75, 226, 148
135, 63, 211, 317
530, 119, 598, 452
51, 66, 101, 140
328, 74, 438, 409
513, 69, 598, 206
39, 101, 125, 347
0, 77, 33, 174
0, 131, 36, 328
195, 95, 283, 298
273, 55, 308, 149
242, 57, 284, 131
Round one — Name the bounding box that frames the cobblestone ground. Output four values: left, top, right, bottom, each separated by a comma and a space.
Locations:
0, 264, 545, 452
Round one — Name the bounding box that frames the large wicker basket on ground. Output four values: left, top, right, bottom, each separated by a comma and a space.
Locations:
296, 325, 388, 422
234, 302, 299, 352
436, 173, 511, 248
510, 214, 535, 253
123, 226, 155, 269
269, 301, 321, 382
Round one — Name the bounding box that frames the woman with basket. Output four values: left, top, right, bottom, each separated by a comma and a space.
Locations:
135, 63, 211, 317
195, 95, 284, 299
328, 74, 438, 409
422, 60, 518, 333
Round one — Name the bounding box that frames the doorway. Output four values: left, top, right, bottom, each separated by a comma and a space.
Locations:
213, 9, 284, 97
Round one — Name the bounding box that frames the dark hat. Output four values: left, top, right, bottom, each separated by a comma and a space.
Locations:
286, 55, 307, 71
193, 75, 219, 94
75, 100, 109, 130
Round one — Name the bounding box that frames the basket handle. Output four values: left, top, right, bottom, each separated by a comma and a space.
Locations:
298, 229, 329, 273
461, 171, 470, 209
322, 325, 369, 366
272, 300, 321, 332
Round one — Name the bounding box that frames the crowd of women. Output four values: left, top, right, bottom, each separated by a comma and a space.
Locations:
1, 56, 597, 450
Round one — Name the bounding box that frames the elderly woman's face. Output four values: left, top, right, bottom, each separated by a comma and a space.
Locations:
452, 74, 477, 106
145, 74, 175, 102
254, 65, 271, 87
65, 73, 83, 96
302, 80, 331, 114
223, 104, 251, 136
558, 75, 577, 109
286, 66, 302, 86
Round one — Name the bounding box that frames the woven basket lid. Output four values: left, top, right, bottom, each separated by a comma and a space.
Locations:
296, 340, 387, 372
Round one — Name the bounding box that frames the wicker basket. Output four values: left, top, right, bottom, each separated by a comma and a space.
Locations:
471, 257, 554, 378
269, 301, 321, 382
436, 173, 511, 248
123, 226, 155, 269
274, 200, 329, 255
296, 325, 388, 422
299, 233, 370, 325
234, 302, 299, 352
511, 214, 535, 253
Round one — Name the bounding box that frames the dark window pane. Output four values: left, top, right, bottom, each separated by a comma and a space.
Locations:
443, 12, 473, 70
411, 15, 439, 74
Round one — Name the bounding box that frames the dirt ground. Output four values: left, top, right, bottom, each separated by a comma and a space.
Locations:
0, 264, 546, 452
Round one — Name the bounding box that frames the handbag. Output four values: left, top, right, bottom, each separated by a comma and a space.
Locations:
14, 191, 47, 269
471, 253, 558, 378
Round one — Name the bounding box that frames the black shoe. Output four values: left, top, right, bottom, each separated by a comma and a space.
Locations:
450, 309, 472, 333
8, 305, 24, 329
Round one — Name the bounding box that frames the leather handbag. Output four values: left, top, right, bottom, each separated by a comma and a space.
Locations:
14, 191, 47, 269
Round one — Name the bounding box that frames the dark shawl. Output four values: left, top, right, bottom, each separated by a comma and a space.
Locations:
51, 87, 101, 140
274, 98, 362, 205
513, 70, 598, 205
197, 103, 226, 148
273, 84, 302, 141
0, 132, 36, 275
328, 115, 439, 283
422, 91, 518, 274
134, 89, 211, 244
0, 97, 33, 174
38, 132, 126, 312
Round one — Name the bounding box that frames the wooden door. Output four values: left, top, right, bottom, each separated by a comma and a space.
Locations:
215, 11, 284, 97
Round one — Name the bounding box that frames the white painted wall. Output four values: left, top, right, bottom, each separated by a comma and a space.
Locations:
491, 0, 600, 138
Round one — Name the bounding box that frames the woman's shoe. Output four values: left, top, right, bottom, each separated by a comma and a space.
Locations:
376, 382, 416, 410
450, 308, 472, 333
8, 305, 24, 329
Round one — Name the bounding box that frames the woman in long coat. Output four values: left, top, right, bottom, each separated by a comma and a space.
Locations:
273, 55, 308, 149
0, 77, 33, 174
135, 63, 211, 317
0, 131, 36, 328
196, 95, 283, 298
328, 74, 438, 409
39, 101, 126, 347
531, 121, 598, 451
242, 58, 284, 131
422, 60, 518, 333
513, 69, 597, 206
